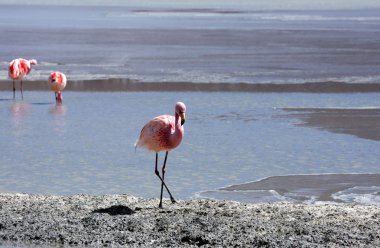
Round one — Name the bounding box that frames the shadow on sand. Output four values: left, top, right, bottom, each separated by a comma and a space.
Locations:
92, 205, 136, 216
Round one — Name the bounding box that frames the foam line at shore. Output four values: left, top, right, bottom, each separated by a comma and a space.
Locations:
197, 173, 380, 205
222, 173, 380, 203
1, 79, 380, 92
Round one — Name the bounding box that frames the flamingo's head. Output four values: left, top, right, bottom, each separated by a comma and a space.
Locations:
175, 102, 186, 126
29, 59, 38, 66
56, 91, 63, 104
51, 73, 57, 82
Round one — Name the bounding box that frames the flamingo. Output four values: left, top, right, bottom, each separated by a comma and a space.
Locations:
8, 58, 38, 99
47, 71, 67, 103
135, 102, 186, 208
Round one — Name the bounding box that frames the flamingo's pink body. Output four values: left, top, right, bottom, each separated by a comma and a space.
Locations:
48, 71, 67, 103
8, 58, 37, 99
136, 102, 186, 207
136, 114, 184, 152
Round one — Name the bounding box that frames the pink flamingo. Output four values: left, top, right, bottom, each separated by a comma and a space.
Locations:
8, 58, 38, 99
135, 102, 186, 208
47, 71, 67, 103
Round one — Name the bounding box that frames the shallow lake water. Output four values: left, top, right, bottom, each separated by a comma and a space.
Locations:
1, 6, 380, 84
1, 91, 379, 202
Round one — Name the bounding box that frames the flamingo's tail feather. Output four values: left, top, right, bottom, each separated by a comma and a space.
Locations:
29, 59, 38, 65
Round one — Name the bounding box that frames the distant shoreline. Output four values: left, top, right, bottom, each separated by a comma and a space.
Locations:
1, 79, 380, 92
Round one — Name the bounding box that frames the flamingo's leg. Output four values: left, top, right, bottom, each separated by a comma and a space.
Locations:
159, 153, 167, 206
20, 80, 24, 100
155, 152, 176, 208
13, 80, 15, 99
160, 151, 176, 206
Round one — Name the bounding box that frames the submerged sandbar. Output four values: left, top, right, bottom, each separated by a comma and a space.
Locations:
1, 79, 380, 92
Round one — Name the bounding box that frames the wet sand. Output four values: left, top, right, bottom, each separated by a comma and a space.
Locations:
0, 193, 379, 247
283, 108, 380, 141
221, 174, 380, 202
1, 79, 380, 92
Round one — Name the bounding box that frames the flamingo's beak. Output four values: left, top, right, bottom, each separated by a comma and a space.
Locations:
180, 112, 186, 126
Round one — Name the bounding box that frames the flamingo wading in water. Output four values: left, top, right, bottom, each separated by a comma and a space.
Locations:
48, 71, 67, 103
135, 102, 186, 208
8, 58, 38, 99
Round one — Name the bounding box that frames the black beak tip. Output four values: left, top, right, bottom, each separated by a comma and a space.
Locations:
181, 119, 185, 126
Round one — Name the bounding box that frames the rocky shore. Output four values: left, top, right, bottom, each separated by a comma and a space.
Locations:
0, 193, 379, 247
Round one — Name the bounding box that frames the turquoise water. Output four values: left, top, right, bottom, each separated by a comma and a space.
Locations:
1, 91, 379, 200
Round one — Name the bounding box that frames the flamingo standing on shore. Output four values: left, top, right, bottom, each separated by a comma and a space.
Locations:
48, 71, 67, 104
135, 102, 186, 208
8, 58, 38, 99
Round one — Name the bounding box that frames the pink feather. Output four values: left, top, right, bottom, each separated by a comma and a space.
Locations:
136, 102, 186, 152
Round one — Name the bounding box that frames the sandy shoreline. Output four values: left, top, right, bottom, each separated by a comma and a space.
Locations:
221, 174, 380, 203
0, 193, 379, 247
1, 79, 380, 92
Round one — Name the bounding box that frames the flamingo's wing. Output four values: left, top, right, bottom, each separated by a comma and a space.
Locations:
137, 115, 174, 151
19, 59, 31, 75
9, 59, 20, 79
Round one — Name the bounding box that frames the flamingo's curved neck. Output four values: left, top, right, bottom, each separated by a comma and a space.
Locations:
175, 112, 184, 131
175, 112, 179, 126
170, 112, 183, 146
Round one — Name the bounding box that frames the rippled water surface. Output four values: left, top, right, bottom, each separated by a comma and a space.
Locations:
1, 6, 380, 83
1, 91, 379, 200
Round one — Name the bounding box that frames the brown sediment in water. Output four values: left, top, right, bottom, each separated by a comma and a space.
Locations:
1, 79, 380, 92
283, 108, 380, 141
